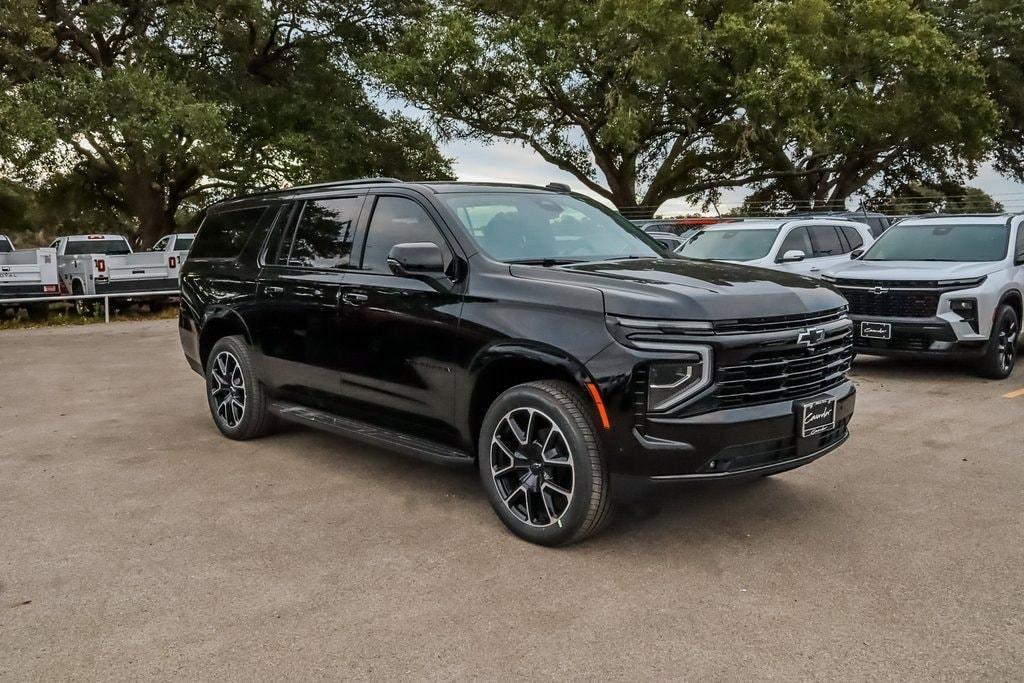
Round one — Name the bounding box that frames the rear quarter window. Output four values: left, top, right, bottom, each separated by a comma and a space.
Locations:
189, 207, 268, 259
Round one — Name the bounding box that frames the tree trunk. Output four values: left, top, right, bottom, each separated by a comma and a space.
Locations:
123, 172, 177, 248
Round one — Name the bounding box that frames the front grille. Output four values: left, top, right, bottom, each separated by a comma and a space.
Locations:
838, 288, 939, 318
830, 278, 947, 289
714, 328, 853, 409
713, 306, 847, 334
699, 419, 849, 474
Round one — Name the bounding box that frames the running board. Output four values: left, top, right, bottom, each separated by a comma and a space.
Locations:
270, 401, 473, 467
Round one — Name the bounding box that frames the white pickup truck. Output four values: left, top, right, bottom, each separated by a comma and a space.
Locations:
0, 234, 61, 319
51, 234, 187, 313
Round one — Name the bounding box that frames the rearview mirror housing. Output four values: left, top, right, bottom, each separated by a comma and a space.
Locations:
387, 242, 446, 277
778, 249, 806, 263
850, 248, 865, 260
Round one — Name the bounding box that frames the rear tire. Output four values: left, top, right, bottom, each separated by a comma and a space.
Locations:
205, 335, 276, 440
72, 282, 95, 317
976, 305, 1018, 379
478, 380, 612, 546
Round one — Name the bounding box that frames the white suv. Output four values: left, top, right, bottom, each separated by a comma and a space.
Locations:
677, 218, 874, 278
823, 214, 1024, 378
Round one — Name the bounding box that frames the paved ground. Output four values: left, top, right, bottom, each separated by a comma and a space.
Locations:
1, 319, 1022, 680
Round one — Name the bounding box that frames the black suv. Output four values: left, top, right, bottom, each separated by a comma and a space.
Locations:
179, 179, 856, 545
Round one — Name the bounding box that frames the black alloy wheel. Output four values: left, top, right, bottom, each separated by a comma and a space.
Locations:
204, 335, 276, 440
977, 305, 1019, 379
478, 381, 612, 546
490, 406, 576, 528
210, 350, 246, 428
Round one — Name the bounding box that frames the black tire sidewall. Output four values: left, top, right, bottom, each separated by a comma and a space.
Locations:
205, 336, 263, 439
979, 305, 1018, 379
477, 383, 604, 546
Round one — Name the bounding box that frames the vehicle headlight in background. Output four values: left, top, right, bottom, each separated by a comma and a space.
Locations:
647, 348, 712, 411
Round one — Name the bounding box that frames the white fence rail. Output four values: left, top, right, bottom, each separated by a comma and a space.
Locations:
0, 290, 179, 323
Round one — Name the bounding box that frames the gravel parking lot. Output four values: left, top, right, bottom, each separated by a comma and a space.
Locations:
1, 319, 1022, 679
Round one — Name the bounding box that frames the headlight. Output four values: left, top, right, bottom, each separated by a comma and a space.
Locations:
647, 348, 712, 411
950, 298, 979, 332
937, 276, 987, 288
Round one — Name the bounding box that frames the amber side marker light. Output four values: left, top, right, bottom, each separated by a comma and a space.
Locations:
585, 382, 611, 430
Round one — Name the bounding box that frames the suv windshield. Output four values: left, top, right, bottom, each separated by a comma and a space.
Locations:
678, 229, 778, 261
440, 192, 662, 263
864, 223, 1009, 262
65, 239, 131, 256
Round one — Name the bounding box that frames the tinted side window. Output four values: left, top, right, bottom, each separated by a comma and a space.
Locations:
284, 197, 361, 269
361, 197, 451, 273
778, 227, 813, 257
841, 226, 864, 250
1015, 224, 1024, 259
190, 208, 267, 259
808, 225, 844, 256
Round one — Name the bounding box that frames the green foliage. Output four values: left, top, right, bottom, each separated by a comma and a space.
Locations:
376, 0, 1000, 211
869, 182, 1004, 215
732, 0, 999, 205
0, 1, 453, 246
924, 0, 1024, 183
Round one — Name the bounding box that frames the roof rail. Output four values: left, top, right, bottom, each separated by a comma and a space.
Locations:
212, 177, 404, 206
283, 177, 403, 193
901, 212, 1011, 220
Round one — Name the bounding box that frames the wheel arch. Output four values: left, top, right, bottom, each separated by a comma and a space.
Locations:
198, 310, 253, 370
465, 343, 594, 452
998, 289, 1023, 323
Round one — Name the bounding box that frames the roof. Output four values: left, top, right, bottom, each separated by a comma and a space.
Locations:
895, 213, 1019, 226
701, 217, 873, 231
64, 234, 128, 240
215, 178, 572, 206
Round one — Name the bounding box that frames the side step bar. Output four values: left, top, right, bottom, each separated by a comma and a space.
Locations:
269, 401, 474, 467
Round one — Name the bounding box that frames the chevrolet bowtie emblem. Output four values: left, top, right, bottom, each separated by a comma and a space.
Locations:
797, 328, 826, 347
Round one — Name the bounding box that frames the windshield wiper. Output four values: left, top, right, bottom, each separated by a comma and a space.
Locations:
507, 258, 585, 266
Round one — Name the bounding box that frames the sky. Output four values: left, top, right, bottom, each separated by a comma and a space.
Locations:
442, 137, 1024, 215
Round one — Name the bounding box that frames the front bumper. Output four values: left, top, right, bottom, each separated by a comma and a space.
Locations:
851, 315, 987, 358
605, 381, 855, 480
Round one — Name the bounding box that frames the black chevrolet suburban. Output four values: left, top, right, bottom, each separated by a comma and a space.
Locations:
179, 179, 856, 545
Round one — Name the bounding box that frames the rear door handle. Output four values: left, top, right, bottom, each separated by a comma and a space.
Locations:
342, 292, 368, 305
264, 285, 284, 294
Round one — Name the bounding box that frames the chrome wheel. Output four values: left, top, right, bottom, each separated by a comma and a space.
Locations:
997, 318, 1018, 374
210, 351, 246, 428
490, 407, 575, 528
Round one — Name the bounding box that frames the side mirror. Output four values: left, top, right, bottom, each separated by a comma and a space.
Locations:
387, 242, 446, 277
778, 249, 806, 263
850, 248, 865, 260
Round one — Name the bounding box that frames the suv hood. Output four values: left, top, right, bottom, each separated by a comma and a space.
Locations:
824, 260, 1002, 281
511, 258, 845, 320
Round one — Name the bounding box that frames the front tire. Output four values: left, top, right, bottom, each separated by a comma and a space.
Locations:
976, 305, 1018, 379
205, 335, 276, 440
478, 381, 612, 546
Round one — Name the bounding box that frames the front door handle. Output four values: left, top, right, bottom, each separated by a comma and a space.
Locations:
264, 285, 285, 295
342, 292, 368, 305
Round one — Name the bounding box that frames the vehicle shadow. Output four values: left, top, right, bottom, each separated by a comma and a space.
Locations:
275, 423, 842, 550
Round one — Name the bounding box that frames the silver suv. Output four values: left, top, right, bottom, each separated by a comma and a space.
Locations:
823, 214, 1024, 378
677, 218, 874, 278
